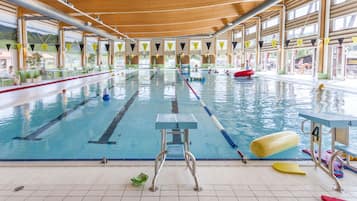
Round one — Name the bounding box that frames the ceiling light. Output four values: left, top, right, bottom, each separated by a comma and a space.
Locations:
84, 21, 92, 26
228, 22, 233, 26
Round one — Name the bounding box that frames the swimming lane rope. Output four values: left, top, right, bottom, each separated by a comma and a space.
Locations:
179, 71, 247, 163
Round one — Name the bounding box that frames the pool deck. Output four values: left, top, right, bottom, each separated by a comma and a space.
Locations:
0, 161, 356, 201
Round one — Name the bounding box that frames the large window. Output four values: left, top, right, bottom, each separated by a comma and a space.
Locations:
114, 41, 125, 68
262, 33, 280, 43
262, 52, 278, 72
245, 26, 257, 35
100, 41, 108, 67
27, 21, 58, 70
262, 16, 279, 29
332, 13, 357, 31
216, 40, 228, 68
334, 0, 347, 4
139, 41, 150, 68
86, 37, 97, 68
288, 1, 320, 20
0, 10, 17, 74
164, 40, 176, 68
287, 23, 318, 39
234, 31, 242, 39
64, 31, 81, 69
190, 40, 202, 68
286, 49, 315, 75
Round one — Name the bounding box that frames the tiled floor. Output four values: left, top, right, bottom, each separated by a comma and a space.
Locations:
0, 161, 356, 201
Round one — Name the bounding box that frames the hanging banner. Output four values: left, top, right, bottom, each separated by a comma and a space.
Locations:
130, 43, 136, 52
219, 41, 225, 50
324, 38, 330, 45
79, 43, 84, 52
285, 40, 291, 47
296, 39, 303, 47
41, 43, 48, 51
105, 43, 110, 52
352, 37, 357, 44
244, 41, 251, 48
118, 43, 123, 51
193, 42, 199, 50
206, 42, 211, 50
180, 42, 185, 50
337, 38, 344, 46
55, 44, 60, 52
16, 43, 22, 50
30, 44, 35, 51
271, 39, 278, 48
142, 43, 148, 51
92, 43, 98, 51
155, 43, 160, 51
168, 42, 173, 51
66, 43, 72, 51
232, 41, 238, 49
6, 44, 11, 51
258, 41, 264, 48
310, 39, 317, 46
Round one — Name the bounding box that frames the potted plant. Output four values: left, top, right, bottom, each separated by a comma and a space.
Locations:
25, 71, 32, 83
33, 70, 41, 82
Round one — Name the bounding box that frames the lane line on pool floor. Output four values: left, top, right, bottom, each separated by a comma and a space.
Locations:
171, 96, 182, 144
89, 71, 151, 144
88, 90, 139, 144
13, 94, 100, 141
178, 71, 247, 163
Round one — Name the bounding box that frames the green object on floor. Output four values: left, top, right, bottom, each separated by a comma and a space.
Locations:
131, 173, 148, 186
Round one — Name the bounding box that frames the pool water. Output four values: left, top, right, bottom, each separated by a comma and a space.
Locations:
0, 69, 356, 160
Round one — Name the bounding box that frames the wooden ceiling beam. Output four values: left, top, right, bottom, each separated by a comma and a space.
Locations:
94, 17, 237, 33
35, 0, 264, 14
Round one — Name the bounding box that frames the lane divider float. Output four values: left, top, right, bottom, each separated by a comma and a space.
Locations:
179, 70, 247, 163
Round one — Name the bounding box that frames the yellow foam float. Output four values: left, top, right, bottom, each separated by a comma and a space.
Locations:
250, 131, 300, 158
272, 162, 306, 175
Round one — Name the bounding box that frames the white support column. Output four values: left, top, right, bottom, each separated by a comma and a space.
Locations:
256, 17, 262, 71
241, 25, 246, 69
97, 38, 101, 66
81, 33, 87, 68
58, 24, 65, 68
279, 4, 286, 73
17, 7, 27, 71
317, 0, 331, 80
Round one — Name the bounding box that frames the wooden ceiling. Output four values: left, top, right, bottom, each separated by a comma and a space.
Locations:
24, 0, 278, 39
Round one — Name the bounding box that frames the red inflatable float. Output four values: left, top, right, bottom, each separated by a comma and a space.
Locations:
234, 69, 254, 78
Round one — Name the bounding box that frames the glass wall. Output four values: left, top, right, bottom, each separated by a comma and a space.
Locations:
114, 41, 125, 68
190, 40, 202, 67
245, 51, 256, 69
329, 44, 357, 79
100, 41, 108, 67
286, 48, 315, 75
164, 40, 176, 68
64, 31, 81, 69
0, 10, 17, 75
139, 41, 150, 68
216, 40, 228, 68
262, 51, 278, 72
86, 37, 98, 68
27, 21, 58, 70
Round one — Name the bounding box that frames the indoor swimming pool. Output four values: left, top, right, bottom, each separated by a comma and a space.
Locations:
0, 69, 356, 160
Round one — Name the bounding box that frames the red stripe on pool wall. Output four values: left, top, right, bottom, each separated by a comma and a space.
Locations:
0, 72, 110, 94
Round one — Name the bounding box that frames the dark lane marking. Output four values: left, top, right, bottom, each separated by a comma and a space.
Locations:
14, 95, 99, 141
13, 80, 120, 141
88, 90, 139, 144
171, 97, 182, 144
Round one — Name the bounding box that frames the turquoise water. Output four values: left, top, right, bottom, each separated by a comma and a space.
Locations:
0, 69, 356, 160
